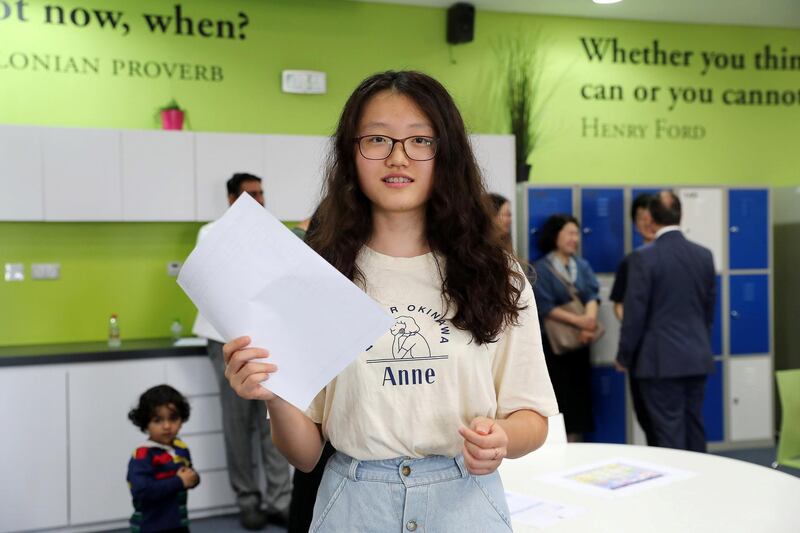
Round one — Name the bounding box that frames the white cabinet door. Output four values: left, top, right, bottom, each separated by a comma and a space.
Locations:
678, 188, 723, 272
165, 355, 219, 396
0, 366, 68, 532
729, 357, 773, 441
263, 134, 328, 221
195, 132, 264, 221
187, 470, 236, 511
180, 395, 223, 434
122, 130, 195, 221
68, 360, 167, 525
0, 125, 44, 220
183, 433, 227, 471
42, 127, 123, 220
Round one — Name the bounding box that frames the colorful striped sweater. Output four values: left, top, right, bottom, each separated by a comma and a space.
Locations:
126, 438, 197, 532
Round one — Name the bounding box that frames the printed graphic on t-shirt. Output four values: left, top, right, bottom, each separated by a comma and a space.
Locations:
366, 303, 450, 387
390, 316, 431, 359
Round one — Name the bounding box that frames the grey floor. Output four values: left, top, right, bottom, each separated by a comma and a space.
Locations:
146, 446, 797, 533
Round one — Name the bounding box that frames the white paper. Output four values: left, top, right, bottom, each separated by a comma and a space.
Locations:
505, 491, 586, 529
177, 194, 394, 410
536, 457, 696, 498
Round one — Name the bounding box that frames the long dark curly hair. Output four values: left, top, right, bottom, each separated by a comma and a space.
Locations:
306, 71, 526, 344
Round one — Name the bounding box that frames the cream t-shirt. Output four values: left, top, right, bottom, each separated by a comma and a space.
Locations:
306, 247, 558, 460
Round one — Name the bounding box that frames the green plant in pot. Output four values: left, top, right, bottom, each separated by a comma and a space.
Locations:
495, 33, 540, 183
157, 99, 187, 130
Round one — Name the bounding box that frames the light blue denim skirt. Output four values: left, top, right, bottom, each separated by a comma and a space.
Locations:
310, 451, 513, 533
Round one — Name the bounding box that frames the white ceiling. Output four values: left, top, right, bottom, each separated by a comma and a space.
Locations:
353, 0, 800, 29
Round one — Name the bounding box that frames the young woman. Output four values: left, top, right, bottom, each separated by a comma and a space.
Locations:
223, 71, 557, 532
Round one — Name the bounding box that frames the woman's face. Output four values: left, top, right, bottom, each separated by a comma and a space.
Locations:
555, 221, 580, 256
495, 201, 512, 235
355, 91, 436, 219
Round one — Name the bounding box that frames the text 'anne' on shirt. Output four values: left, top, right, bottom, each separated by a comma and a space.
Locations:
306, 246, 558, 461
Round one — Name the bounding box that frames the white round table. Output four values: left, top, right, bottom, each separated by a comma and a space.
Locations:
498, 443, 800, 532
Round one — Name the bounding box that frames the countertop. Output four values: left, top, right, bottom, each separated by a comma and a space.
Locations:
0, 338, 208, 367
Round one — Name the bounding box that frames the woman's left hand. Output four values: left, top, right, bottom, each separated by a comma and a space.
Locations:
459, 416, 508, 475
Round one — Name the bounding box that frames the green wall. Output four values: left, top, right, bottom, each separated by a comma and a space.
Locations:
1, 0, 798, 345
0, 223, 201, 344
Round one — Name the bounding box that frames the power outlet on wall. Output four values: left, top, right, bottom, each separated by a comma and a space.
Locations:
4, 263, 24, 282
31, 263, 60, 280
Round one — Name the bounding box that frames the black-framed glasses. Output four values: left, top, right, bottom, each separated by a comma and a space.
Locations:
354, 135, 438, 161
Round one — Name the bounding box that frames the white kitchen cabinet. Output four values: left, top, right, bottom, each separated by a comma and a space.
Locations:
187, 470, 236, 511
0, 366, 68, 533
68, 360, 167, 525
729, 357, 773, 441
42, 127, 123, 221
122, 130, 195, 221
195, 132, 265, 221
262, 134, 329, 221
165, 355, 219, 396
0, 354, 237, 532
4, 126, 518, 224
678, 187, 724, 272
181, 394, 224, 435
0, 125, 44, 221
183, 433, 228, 471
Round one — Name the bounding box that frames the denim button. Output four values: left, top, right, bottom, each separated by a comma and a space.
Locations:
401, 466, 411, 476
406, 520, 418, 531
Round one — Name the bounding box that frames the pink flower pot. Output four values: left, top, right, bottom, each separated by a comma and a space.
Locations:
161, 109, 185, 130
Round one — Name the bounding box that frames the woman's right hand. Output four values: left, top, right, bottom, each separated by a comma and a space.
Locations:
573, 315, 597, 331
223, 336, 278, 401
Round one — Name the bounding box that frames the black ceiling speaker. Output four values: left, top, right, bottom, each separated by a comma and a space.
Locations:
447, 3, 475, 45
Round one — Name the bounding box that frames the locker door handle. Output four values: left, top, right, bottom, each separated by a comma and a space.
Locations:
530, 228, 538, 235
730, 226, 740, 233
730, 310, 740, 319
583, 227, 592, 234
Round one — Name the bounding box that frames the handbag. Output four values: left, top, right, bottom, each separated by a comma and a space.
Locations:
542, 263, 605, 355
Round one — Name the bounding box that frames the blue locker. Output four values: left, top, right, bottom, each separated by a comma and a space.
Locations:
730, 274, 770, 355
631, 187, 660, 250
729, 189, 769, 270
527, 188, 573, 262
712, 275, 722, 356
580, 188, 625, 273
703, 360, 724, 442
585, 366, 627, 444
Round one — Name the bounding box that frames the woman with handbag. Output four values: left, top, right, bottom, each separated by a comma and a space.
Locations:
532, 214, 603, 442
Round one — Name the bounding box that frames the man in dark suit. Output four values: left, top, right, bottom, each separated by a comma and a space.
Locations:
616, 190, 715, 452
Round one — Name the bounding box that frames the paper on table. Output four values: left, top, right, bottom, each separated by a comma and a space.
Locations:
505, 491, 585, 529
177, 194, 394, 410
536, 457, 695, 498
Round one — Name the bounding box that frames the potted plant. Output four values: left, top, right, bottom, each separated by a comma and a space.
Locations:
495, 33, 541, 183
158, 99, 187, 130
